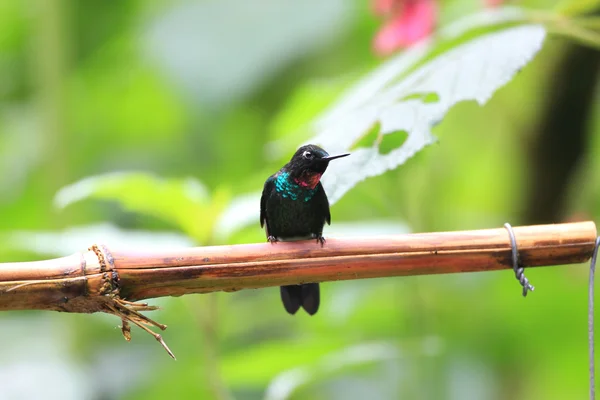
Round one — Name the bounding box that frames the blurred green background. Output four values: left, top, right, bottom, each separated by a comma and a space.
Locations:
1, 0, 599, 399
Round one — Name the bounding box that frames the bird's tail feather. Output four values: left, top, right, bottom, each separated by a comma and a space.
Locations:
280, 285, 302, 315
280, 283, 320, 315
301, 283, 320, 315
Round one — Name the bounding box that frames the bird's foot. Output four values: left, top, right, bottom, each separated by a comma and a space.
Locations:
267, 235, 279, 243
315, 235, 326, 247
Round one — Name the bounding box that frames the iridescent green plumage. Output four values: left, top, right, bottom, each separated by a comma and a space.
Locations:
274, 172, 318, 202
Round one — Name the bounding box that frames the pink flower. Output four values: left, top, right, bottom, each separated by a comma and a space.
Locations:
483, 0, 505, 7
372, 0, 397, 15
372, 0, 438, 55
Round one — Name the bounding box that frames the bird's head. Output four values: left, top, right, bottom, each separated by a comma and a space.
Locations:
286, 144, 349, 187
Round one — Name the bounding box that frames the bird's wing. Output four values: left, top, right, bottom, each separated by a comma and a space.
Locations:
315, 182, 331, 225
260, 175, 275, 228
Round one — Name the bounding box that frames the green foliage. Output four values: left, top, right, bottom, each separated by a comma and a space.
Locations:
1, 1, 600, 399
55, 172, 229, 244
313, 24, 546, 203
270, 79, 348, 154
556, 0, 600, 16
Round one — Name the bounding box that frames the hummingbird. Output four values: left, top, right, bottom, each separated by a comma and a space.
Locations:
260, 144, 350, 315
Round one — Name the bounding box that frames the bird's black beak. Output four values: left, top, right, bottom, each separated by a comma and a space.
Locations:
322, 153, 350, 161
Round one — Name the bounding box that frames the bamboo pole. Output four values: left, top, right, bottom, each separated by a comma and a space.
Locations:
0, 221, 597, 358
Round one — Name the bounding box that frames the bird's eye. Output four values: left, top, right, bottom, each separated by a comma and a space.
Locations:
302, 151, 314, 160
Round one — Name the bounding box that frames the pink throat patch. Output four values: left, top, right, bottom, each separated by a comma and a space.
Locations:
295, 173, 322, 189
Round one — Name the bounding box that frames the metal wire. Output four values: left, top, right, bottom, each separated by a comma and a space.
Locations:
504, 223, 535, 297
503, 223, 599, 398
589, 237, 600, 400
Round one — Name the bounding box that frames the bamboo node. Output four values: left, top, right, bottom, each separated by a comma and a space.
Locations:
87, 243, 174, 359
88, 244, 108, 272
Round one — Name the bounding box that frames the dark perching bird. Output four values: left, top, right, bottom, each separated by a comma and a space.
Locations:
260, 144, 349, 315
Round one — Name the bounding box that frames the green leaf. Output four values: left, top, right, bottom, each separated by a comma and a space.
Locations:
311, 25, 546, 204
214, 191, 261, 240
555, 0, 600, 16
3, 223, 194, 256
270, 79, 348, 143
55, 172, 228, 243
262, 340, 437, 400
221, 339, 348, 388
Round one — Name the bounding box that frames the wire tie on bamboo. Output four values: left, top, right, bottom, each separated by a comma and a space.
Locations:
504, 222, 535, 296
